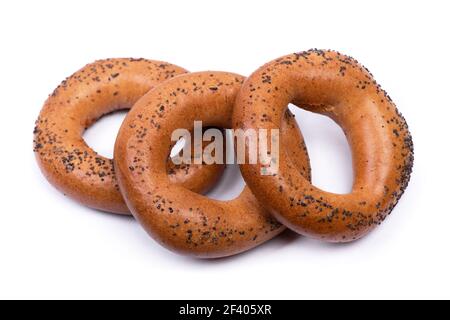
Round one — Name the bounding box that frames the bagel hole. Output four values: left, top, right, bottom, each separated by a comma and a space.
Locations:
170, 137, 187, 158
83, 110, 128, 159
288, 104, 353, 194
205, 130, 246, 201
83, 112, 193, 165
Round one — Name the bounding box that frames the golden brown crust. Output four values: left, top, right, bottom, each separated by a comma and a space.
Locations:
33, 59, 224, 214
114, 71, 311, 258
233, 49, 414, 242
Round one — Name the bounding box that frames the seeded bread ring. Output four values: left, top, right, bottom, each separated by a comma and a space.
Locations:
233, 50, 414, 242
33, 59, 224, 214
114, 72, 311, 258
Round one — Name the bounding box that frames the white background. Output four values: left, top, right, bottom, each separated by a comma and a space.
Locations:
0, 0, 448, 300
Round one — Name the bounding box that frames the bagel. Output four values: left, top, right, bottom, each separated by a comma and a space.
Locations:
114, 71, 311, 258
33, 59, 224, 214
233, 49, 414, 242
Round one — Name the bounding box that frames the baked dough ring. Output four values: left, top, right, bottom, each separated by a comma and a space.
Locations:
33, 59, 224, 214
114, 72, 311, 258
233, 50, 414, 242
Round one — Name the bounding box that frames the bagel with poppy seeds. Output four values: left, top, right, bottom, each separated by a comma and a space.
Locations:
114, 71, 311, 258
33, 58, 225, 214
233, 49, 414, 242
